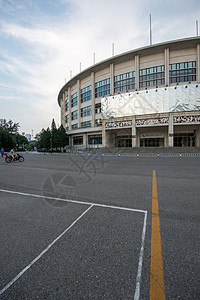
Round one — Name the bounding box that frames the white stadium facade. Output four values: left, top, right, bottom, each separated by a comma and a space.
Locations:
58, 37, 200, 148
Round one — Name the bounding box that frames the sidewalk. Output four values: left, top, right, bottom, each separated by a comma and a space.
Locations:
89, 147, 200, 155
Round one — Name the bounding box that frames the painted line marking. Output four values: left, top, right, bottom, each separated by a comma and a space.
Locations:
0, 189, 147, 214
150, 170, 166, 300
134, 211, 147, 300
0, 188, 148, 298
0, 205, 93, 295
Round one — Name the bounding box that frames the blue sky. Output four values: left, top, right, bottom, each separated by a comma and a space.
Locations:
0, 0, 200, 136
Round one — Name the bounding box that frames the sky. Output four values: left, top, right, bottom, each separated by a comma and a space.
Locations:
0, 0, 200, 137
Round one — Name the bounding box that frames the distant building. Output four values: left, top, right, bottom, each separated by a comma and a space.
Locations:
58, 37, 200, 148
25, 134, 32, 141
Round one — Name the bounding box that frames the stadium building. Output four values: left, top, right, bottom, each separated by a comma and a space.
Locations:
58, 37, 200, 148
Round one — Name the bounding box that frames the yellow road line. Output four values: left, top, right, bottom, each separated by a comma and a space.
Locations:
150, 170, 166, 300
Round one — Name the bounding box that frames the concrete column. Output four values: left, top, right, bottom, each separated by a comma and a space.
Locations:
102, 120, 106, 147
91, 72, 95, 127
110, 63, 114, 95
164, 126, 168, 147
132, 116, 137, 147
77, 79, 81, 128
165, 48, 169, 86
136, 127, 140, 147
83, 133, 87, 148
168, 113, 174, 147
68, 87, 71, 130
69, 136, 72, 147
61, 92, 65, 128
196, 125, 200, 147
197, 44, 200, 83
135, 55, 140, 90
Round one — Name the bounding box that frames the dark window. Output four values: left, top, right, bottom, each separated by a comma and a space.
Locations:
81, 85, 92, 103
139, 65, 165, 88
114, 71, 135, 93
95, 119, 102, 127
88, 135, 102, 144
72, 123, 78, 129
71, 110, 78, 120
81, 105, 91, 117
81, 121, 91, 128
95, 78, 110, 98
95, 103, 101, 114
169, 61, 196, 83
73, 136, 83, 145
65, 98, 69, 111
71, 93, 78, 107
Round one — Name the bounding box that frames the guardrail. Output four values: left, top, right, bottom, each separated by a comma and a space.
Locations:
26, 151, 200, 158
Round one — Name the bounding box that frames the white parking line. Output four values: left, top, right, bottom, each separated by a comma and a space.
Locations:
0, 205, 93, 295
0, 188, 148, 298
0, 188, 147, 214
134, 211, 147, 300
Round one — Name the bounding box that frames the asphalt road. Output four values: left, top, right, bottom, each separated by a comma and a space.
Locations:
0, 153, 199, 299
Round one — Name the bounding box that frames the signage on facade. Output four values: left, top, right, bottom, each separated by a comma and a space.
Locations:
136, 117, 169, 127
173, 115, 200, 124
105, 120, 132, 129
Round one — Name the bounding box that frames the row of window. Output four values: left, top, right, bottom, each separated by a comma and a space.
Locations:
72, 107, 92, 120
70, 121, 92, 129
65, 61, 197, 111
114, 71, 135, 93
81, 86, 92, 103
169, 61, 196, 70
69, 119, 102, 130
81, 105, 91, 117
140, 79, 165, 88
139, 65, 165, 88
72, 133, 195, 147
169, 62, 196, 83
169, 75, 196, 84
139, 65, 165, 76
73, 135, 102, 145
71, 93, 78, 108
95, 78, 110, 98
67, 105, 101, 123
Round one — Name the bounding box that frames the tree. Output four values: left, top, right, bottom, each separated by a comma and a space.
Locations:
0, 119, 19, 134
13, 134, 28, 150
54, 125, 69, 149
36, 128, 51, 149
51, 118, 57, 131
0, 118, 24, 150
36, 122, 68, 151
0, 127, 15, 150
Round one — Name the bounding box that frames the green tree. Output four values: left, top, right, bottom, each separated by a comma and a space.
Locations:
36, 121, 68, 151
27, 140, 37, 151
54, 125, 69, 149
14, 134, 28, 150
0, 119, 19, 134
51, 118, 57, 131
0, 127, 15, 150
36, 128, 51, 150
0, 118, 24, 150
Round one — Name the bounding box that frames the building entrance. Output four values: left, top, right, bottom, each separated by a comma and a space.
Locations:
140, 138, 164, 147
115, 135, 132, 147
174, 133, 195, 147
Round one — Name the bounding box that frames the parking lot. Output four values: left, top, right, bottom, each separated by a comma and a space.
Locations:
0, 153, 199, 299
